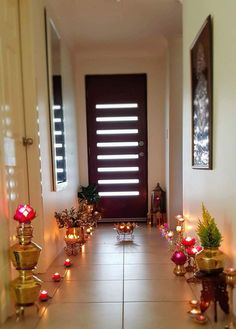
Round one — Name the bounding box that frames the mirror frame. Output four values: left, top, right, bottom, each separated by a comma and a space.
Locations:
44, 9, 67, 191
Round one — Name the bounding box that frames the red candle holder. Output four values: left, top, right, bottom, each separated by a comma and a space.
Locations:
14, 204, 36, 224
39, 290, 49, 302
186, 246, 202, 256
64, 259, 72, 267
182, 236, 196, 247
52, 272, 61, 282
199, 299, 210, 313
194, 314, 208, 324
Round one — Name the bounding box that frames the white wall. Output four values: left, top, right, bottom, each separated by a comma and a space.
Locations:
75, 54, 167, 211
183, 0, 236, 265
168, 37, 183, 226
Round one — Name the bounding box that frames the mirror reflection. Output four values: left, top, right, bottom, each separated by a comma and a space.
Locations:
45, 12, 67, 190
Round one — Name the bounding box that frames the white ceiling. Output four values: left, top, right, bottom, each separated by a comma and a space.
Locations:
47, 0, 182, 56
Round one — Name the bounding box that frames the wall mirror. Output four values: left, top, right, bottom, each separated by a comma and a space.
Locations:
45, 10, 67, 191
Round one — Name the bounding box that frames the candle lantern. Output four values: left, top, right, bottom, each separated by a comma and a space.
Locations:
188, 300, 201, 317
150, 183, 166, 226
9, 205, 42, 318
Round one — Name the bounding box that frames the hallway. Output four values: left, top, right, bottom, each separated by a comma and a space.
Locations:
3, 224, 227, 329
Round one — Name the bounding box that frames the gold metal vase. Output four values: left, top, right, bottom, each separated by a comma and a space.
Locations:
195, 247, 225, 273
9, 223, 42, 310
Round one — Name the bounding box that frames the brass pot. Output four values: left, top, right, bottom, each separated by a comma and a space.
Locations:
195, 247, 225, 273
11, 270, 42, 305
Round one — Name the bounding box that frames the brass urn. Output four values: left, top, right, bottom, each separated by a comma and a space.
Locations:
195, 247, 225, 273
9, 224, 42, 270
9, 205, 42, 313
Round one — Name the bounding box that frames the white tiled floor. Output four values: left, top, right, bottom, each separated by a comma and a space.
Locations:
2, 224, 230, 329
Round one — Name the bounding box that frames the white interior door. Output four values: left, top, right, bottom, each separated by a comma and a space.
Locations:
0, 0, 29, 322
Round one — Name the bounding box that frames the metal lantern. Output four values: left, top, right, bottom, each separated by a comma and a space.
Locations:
150, 183, 166, 226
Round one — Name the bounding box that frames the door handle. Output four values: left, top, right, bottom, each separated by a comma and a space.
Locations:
23, 137, 33, 146
139, 141, 144, 146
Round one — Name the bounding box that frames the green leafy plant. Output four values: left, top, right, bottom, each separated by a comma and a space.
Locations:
77, 184, 100, 204
196, 204, 223, 248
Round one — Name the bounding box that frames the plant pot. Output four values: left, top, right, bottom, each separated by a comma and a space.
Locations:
195, 247, 225, 273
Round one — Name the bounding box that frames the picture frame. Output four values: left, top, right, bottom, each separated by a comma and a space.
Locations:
191, 15, 213, 169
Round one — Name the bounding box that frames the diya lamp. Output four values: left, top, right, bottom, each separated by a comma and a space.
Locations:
39, 290, 49, 302
224, 268, 236, 329
166, 230, 174, 240
188, 300, 201, 317
52, 272, 61, 282
194, 314, 208, 324
181, 236, 196, 247
64, 258, 72, 267
176, 214, 183, 221
176, 215, 185, 229
171, 250, 187, 276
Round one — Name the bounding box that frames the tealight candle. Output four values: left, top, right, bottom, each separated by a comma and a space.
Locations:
52, 272, 61, 282
176, 214, 182, 220
64, 258, 72, 267
189, 299, 199, 307
189, 308, 201, 316
39, 290, 49, 301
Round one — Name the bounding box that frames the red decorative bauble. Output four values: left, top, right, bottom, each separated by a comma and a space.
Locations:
171, 251, 187, 265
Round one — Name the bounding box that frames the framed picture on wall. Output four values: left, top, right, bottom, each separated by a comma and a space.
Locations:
191, 15, 213, 169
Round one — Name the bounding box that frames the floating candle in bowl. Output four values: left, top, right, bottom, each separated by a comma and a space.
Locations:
52, 272, 61, 282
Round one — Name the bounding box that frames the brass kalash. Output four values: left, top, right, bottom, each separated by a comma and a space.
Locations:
9, 205, 42, 318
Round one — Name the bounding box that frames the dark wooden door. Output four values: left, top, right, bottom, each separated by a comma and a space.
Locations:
86, 74, 148, 220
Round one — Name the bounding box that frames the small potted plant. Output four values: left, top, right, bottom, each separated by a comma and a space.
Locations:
78, 184, 100, 204
78, 183, 100, 215
195, 204, 224, 273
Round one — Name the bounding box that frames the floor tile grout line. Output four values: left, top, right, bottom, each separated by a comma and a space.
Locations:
122, 243, 125, 329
